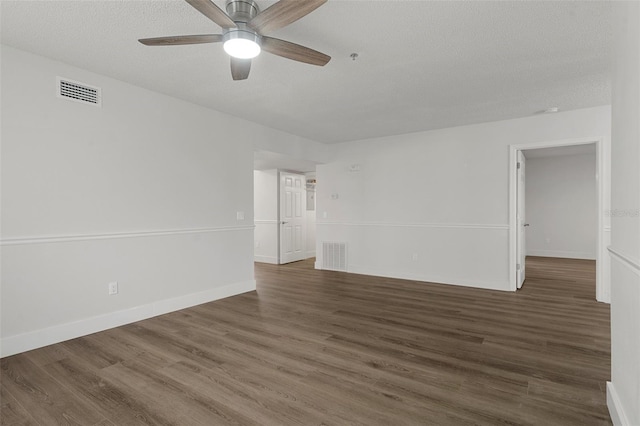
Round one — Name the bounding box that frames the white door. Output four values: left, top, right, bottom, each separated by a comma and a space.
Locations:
516, 150, 527, 289
279, 171, 306, 264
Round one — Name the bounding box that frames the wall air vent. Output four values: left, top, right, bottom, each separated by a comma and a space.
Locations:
322, 242, 347, 272
57, 77, 101, 107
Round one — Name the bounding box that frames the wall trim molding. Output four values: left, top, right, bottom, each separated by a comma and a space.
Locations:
607, 381, 631, 426
254, 220, 278, 225
254, 255, 278, 264
0, 225, 255, 246
526, 250, 596, 260
316, 221, 509, 230
608, 246, 640, 274
0, 279, 256, 358
347, 264, 511, 292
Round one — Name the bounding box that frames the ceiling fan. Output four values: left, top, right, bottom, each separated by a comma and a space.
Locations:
139, 0, 331, 80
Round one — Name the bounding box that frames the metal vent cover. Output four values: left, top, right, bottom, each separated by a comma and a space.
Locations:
322, 242, 347, 271
57, 77, 101, 106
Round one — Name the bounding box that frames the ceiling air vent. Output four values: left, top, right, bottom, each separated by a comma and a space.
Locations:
57, 77, 101, 107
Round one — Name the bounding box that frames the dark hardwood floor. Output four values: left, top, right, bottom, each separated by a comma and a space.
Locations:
1, 256, 611, 425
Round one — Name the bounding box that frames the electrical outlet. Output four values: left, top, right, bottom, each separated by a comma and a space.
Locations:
412, 253, 418, 261
108, 281, 118, 295
236, 211, 245, 221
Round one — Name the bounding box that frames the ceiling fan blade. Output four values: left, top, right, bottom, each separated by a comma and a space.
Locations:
230, 57, 251, 80
262, 36, 330, 66
185, 0, 236, 29
139, 34, 223, 46
249, 0, 327, 34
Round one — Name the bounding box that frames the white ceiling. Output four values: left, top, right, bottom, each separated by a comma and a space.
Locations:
1, 0, 613, 144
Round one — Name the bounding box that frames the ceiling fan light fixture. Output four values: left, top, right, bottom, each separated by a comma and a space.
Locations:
223, 27, 261, 59
139, 0, 331, 80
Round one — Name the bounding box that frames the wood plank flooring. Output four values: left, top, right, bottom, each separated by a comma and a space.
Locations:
1, 256, 611, 425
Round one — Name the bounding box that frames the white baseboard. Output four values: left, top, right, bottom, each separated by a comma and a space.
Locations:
255, 254, 314, 264
314, 262, 511, 291
526, 249, 595, 260
607, 381, 631, 426
344, 264, 511, 292
1, 279, 256, 358
254, 255, 278, 264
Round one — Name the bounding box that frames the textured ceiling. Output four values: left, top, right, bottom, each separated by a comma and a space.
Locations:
1, 0, 613, 144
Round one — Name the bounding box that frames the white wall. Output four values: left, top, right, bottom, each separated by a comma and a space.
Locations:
525, 153, 597, 259
252, 130, 332, 171
607, 2, 640, 425
306, 210, 316, 258
254, 170, 279, 264
0, 46, 318, 357
316, 106, 611, 292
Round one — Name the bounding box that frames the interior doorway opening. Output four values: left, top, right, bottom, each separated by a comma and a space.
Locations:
253, 150, 319, 265
509, 138, 608, 302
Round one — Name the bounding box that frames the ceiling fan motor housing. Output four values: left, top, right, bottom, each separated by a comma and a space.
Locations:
225, 0, 260, 23
223, 23, 262, 48
223, 0, 262, 51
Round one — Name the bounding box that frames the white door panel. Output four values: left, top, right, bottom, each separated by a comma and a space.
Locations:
279, 171, 307, 264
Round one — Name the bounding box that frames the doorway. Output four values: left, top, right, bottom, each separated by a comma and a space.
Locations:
253, 150, 318, 265
509, 138, 608, 302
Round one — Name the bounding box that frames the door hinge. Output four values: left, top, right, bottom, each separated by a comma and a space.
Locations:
517, 162, 521, 169
517, 263, 521, 270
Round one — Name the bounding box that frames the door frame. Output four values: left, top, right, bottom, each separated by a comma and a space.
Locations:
508, 137, 608, 302
516, 150, 526, 289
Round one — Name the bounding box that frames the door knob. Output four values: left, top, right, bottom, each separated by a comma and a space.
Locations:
281, 221, 289, 225
523, 223, 530, 227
